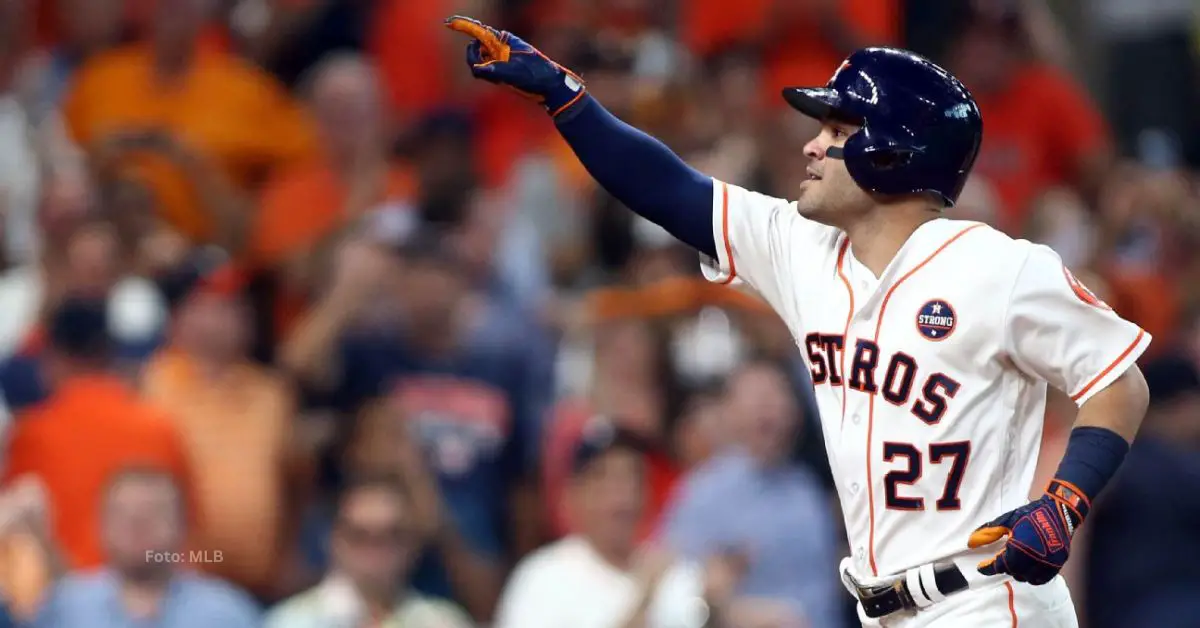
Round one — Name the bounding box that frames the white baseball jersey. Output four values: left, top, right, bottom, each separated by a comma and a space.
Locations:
699, 179, 1151, 581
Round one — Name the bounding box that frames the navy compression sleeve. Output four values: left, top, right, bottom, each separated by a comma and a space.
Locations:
555, 94, 717, 258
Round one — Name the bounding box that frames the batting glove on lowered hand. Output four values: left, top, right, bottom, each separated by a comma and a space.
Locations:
968, 479, 1090, 585
444, 15, 587, 118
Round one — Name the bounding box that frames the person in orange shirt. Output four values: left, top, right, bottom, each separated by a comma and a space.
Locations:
370, 0, 479, 122
1, 296, 192, 571
252, 53, 416, 337
946, 5, 1115, 234
679, 0, 899, 110
63, 0, 317, 243
141, 263, 305, 599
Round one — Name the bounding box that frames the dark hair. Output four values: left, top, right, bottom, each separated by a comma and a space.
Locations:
48, 296, 112, 362
570, 417, 652, 476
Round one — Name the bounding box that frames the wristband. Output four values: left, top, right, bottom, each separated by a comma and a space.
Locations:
1049, 426, 1130, 516
544, 69, 587, 118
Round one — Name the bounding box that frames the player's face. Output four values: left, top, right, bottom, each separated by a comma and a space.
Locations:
796, 121, 875, 225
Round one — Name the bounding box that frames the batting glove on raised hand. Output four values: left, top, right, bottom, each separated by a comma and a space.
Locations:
967, 479, 1090, 585
444, 15, 587, 118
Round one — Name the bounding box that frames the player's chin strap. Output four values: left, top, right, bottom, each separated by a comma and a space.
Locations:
825, 146, 845, 159
840, 559, 970, 619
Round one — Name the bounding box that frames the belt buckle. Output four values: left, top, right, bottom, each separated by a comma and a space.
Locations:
844, 570, 915, 619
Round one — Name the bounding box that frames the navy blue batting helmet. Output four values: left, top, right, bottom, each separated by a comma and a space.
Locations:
782, 47, 983, 207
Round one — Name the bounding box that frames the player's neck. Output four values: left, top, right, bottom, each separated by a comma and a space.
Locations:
844, 205, 941, 278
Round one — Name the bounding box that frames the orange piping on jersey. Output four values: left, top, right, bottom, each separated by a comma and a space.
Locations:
865, 223, 984, 576
1005, 581, 1018, 627
716, 182, 737, 285
1069, 328, 1146, 402
836, 237, 855, 429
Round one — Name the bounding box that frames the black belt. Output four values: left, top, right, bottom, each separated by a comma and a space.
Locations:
846, 561, 971, 619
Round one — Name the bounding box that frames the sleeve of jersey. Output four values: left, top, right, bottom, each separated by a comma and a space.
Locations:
1003, 244, 1152, 406
699, 179, 808, 291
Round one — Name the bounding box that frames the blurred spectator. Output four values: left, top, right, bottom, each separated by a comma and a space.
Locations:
253, 53, 416, 338
88, 126, 256, 255
947, 2, 1115, 234
266, 475, 471, 628
245, 0, 376, 88
680, 0, 899, 111
1, 296, 191, 571
0, 0, 41, 267
283, 233, 543, 621
1083, 355, 1200, 628
0, 219, 168, 410
0, 475, 57, 622
64, 0, 316, 242
141, 263, 303, 599
370, 0, 487, 124
411, 111, 479, 228
495, 416, 744, 628
1024, 187, 1098, 270
545, 317, 679, 542
684, 50, 765, 188
1091, 0, 1200, 167
670, 384, 725, 473
660, 361, 841, 628
1089, 164, 1198, 350
34, 467, 259, 628
22, 0, 127, 117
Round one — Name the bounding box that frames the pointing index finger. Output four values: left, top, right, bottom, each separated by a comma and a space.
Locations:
444, 15, 509, 62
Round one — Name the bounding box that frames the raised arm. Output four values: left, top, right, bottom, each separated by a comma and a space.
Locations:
445, 17, 717, 258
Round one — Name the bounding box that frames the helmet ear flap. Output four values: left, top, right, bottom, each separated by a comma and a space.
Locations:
865, 147, 916, 171
840, 125, 876, 192
841, 125, 925, 197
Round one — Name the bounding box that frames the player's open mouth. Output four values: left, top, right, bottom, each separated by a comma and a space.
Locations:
806, 168, 822, 181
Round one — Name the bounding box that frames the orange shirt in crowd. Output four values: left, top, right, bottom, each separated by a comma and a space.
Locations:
373, 0, 570, 188
1102, 268, 1181, 357
64, 44, 318, 241
252, 161, 417, 335
586, 276, 774, 322
474, 91, 560, 188
253, 162, 417, 267
2, 376, 193, 570
681, 0, 898, 107
971, 65, 1110, 233
141, 350, 293, 594
370, 0, 457, 119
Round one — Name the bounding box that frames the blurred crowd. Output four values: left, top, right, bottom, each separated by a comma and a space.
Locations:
0, 0, 1197, 627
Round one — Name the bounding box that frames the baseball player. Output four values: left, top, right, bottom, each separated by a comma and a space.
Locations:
446, 17, 1151, 628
